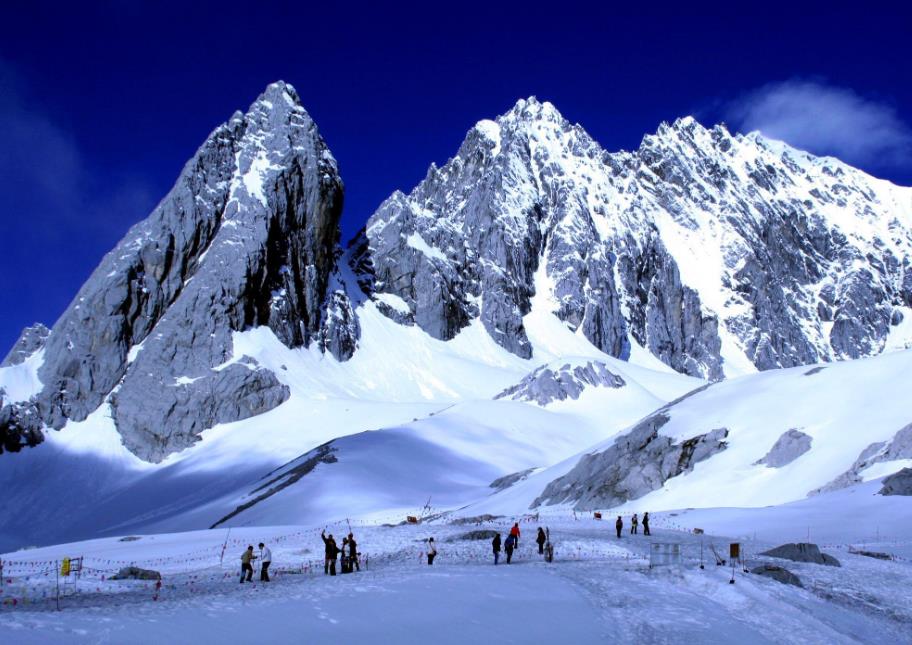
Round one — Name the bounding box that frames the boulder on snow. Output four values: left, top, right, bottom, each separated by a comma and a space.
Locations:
446, 530, 500, 542
754, 429, 812, 468
110, 566, 161, 581
761, 543, 840, 567
879, 467, 912, 496
751, 565, 803, 587
849, 549, 894, 561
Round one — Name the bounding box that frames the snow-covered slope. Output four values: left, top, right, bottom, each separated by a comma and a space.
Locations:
469, 347, 912, 516
0, 299, 701, 551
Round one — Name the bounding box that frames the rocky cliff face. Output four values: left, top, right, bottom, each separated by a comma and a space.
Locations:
361, 98, 912, 379
0, 82, 359, 461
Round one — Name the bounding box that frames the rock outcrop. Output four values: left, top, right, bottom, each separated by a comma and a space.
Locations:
531, 412, 729, 509
754, 429, 813, 467
761, 543, 841, 567
751, 565, 803, 587
2, 82, 360, 461
879, 467, 912, 496
1, 324, 49, 368
495, 361, 625, 406
813, 423, 912, 494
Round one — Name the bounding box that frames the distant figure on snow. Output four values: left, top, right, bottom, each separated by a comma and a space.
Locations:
258, 542, 272, 582
536, 527, 546, 555
616, 516, 623, 538
631, 513, 639, 535
348, 532, 360, 572
642, 512, 651, 536
427, 538, 438, 565
321, 531, 340, 576
510, 522, 521, 547
492, 533, 502, 565
240, 545, 256, 583
505, 533, 517, 564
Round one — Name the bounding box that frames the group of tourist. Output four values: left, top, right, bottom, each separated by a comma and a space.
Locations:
615, 512, 650, 537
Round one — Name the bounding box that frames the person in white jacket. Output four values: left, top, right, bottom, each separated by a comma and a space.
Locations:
427, 538, 437, 565
258, 542, 272, 582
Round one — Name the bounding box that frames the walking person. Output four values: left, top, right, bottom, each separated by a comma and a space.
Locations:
536, 527, 546, 555
348, 532, 360, 572
492, 533, 502, 565
505, 533, 516, 564
642, 512, 651, 536
321, 531, 339, 576
427, 538, 438, 565
240, 545, 256, 583
510, 522, 521, 547
631, 513, 639, 535
258, 542, 272, 582
615, 515, 623, 538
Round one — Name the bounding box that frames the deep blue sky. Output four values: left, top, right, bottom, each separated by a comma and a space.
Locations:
1, 2, 911, 353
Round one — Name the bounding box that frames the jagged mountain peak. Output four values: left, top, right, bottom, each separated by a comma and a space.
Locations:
0, 82, 359, 461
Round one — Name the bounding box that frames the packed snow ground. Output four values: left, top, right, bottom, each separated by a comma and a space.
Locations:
2, 491, 911, 644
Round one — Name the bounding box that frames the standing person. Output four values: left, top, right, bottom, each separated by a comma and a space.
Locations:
258, 542, 272, 582
510, 522, 521, 547
642, 512, 651, 536
504, 533, 516, 564
615, 515, 623, 538
240, 545, 256, 583
348, 533, 360, 572
492, 533, 502, 565
631, 513, 639, 535
341, 537, 350, 574
321, 531, 339, 576
536, 527, 546, 555
427, 538, 438, 565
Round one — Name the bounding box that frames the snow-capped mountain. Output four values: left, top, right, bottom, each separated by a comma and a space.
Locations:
1, 83, 911, 552
361, 98, 912, 381
1, 82, 359, 461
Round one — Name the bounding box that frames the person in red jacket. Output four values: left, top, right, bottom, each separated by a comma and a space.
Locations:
510, 523, 521, 547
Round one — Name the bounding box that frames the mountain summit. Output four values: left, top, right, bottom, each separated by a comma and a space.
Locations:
1, 81, 359, 461
2, 87, 911, 462
359, 97, 912, 379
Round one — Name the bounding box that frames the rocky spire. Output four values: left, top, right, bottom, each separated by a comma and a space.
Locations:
1, 81, 359, 461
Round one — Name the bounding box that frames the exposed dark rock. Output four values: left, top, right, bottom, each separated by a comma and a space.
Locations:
761, 543, 841, 567
532, 412, 729, 509
849, 549, 893, 561
1, 324, 49, 367
751, 564, 803, 587
754, 429, 813, 468
879, 467, 912, 496
814, 423, 912, 494
489, 468, 537, 491
210, 442, 338, 528
495, 361, 624, 406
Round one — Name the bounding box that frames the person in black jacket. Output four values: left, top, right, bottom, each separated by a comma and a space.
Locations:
615, 516, 623, 538
492, 533, 502, 565
642, 512, 651, 536
321, 531, 339, 576
348, 532, 360, 571
536, 527, 546, 555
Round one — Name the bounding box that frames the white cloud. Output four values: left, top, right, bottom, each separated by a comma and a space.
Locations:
726, 80, 912, 169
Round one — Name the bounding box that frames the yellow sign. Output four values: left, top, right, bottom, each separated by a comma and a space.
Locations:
61, 558, 71, 576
